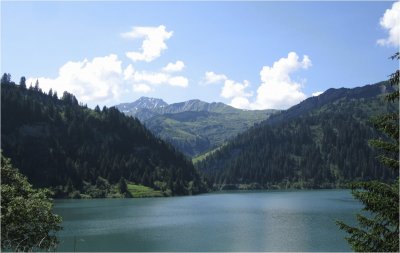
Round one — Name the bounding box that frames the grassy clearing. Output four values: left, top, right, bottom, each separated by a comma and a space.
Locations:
192, 144, 225, 164
127, 183, 164, 198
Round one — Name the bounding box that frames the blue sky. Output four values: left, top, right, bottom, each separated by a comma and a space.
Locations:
1, 1, 399, 109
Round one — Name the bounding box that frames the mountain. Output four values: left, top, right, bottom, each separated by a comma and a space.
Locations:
1, 78, 207, 198
156, 99, 238, 114
115, 97, 168, 120
265, 82, 392, 125
115, 97, 239, 121
115, 98, 278, 157
145, 109, 275, 157
195, 81, 398, 190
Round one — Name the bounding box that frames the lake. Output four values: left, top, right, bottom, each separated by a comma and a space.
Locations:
53, 189, 360, 251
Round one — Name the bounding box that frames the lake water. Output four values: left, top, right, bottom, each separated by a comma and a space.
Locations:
53, 189, 360, 252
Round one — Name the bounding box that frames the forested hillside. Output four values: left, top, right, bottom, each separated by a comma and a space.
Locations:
196, 81, 398, 189
116, 97, 277, 157
145, 109, 274, 157
1, 74, 207, 198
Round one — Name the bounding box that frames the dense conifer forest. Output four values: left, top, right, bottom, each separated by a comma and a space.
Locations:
1, 74, 207, 198
196, 82, 398, 189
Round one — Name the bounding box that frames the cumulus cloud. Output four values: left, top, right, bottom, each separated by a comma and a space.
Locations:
27, 54, 124, 107
28, 55, 189, 107
209, 52, 311, 110
220, 79, 252, 99
312, 91, 323, 97
162, 60, 185, 72
230, 97, 251, 109
252, 52, 311, 109
127, 70, 169, 85
202, 71, 253, 109
377, 1, 400, 47
124, 68, 188, 88
123, 64, 135, 80
133, 83, 152, 93
168, 76, 189, 87
203, 71, 228, 84
122, 25, 173, 62
26, 25, 190, 107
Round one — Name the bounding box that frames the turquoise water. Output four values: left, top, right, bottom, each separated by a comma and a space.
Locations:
53, 189, 360, 251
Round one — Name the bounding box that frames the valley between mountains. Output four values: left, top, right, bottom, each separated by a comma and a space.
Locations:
1, 76, 397, 198
115, 97, 278, 157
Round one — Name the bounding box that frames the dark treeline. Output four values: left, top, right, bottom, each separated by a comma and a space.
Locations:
2, 73, 396, 195
196, 82, 398, 189
1, 74, 207, 197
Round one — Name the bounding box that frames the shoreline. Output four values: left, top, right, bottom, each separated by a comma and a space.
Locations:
52, 185, 353, 200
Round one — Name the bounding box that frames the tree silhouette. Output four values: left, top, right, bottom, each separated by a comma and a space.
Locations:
337, 53, 399, 252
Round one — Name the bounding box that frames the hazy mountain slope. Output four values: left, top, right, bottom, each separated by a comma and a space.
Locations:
156, 100, 239, 114
196, 81, 398, 189
145, 109, 274, 157
116, 97, 244, 121
1, 80, 207, 197
115, 98, 278, 157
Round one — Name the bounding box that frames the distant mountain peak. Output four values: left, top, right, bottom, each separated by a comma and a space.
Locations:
114, 97, 267, 121
136, 97, 168, 107
185, 99, 201, 103
115, 97, 168, 115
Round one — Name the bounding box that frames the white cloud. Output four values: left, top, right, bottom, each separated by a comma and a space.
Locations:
128, 70, 169, 85
123, 64, 135, 80
221, 79, 252, 99
377, 1, 400, 47
220, 79, 253, 109
168, 76, 188, 87
230, 97, 251, 109
26, 25, 190, 106
211, 52, 311, 110
27, 54, 125, 107
27, 53, 190, 107
162, 60, 185, 72
124, 68, 188, 88
204, 71, 228, 84
252, 52, 311, 109
202, 71, 252, 108
133, 83, 152, 93
122, 25, 173, 62
312, 91, 323, 97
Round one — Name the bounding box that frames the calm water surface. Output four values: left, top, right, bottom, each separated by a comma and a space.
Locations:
54, 189, 360, 251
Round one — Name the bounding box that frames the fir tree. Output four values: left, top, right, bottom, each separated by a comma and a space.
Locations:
336, 53, 399, 252
118, 177, 129, 197
19, 76, 26, 89
1, 73, 11, 85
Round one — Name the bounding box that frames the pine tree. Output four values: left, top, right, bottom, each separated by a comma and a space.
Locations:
34, 79, 40, 91
19, 76, 26, 89
118, 177, 129, 196
1, 73, 11, 85
336, 53, 399, 252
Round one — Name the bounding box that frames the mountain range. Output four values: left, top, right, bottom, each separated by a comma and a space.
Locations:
115, 98, 278, 157
116, 97, 244, 121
